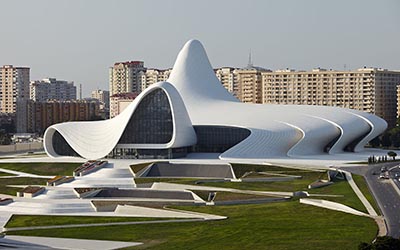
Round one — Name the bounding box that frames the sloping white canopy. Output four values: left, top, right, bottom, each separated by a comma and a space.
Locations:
44, 82, 197, 159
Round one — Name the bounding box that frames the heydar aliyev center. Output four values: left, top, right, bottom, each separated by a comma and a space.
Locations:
44, 40, 387, 160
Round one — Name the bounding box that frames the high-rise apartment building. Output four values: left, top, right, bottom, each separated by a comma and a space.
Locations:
106, 59, 400, 128
91, 89, 110, 119
0, 65, 30, 114
30, 78, 76, 102
91, 89, 110, 109
261, 68, 400, 128
18, 99, 100, 134
215, 67, 239, 98
138, 68, 171, 91
235, 66, 271, 104
109, 92, 139, 118
109, 61, 145, 96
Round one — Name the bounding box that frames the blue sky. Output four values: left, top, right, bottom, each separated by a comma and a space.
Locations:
1, 0, 399, 96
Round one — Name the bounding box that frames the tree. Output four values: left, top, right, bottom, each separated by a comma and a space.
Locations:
390, 132, 400, 148
381, 133, 391, 147
358, 242, 370, 250
388, 151, 397, 160
387, 126, 400, 148
0, 130, 11, 145
369, 136, 381, 148
0, 121, 15, 133
358, 236, 400, 250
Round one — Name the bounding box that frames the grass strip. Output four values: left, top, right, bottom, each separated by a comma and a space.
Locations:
5, 215, 175, 228
8, 201, 377, 250
0, 177, 46, 196
352, 174, 381, 215
0, 162, 80, 176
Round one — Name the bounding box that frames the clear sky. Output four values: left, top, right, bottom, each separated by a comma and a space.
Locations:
1, 0, 399, 97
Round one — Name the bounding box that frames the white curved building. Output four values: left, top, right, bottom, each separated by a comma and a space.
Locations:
44, 40, 387, 160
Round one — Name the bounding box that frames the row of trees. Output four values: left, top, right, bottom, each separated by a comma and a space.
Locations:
0, 119, 14, 145
0, 130, 11, 145
359, 236, 400, 250
368, 155, 388, 164
368, 151, 397, 164
370, 118, 400, 148
0, 120, 15, 134
367, 151, 397, 164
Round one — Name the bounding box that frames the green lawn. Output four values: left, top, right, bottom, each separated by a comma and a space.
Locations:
0, 177, 46, 196
352, 174, 381, 215
135, 164, 366, 213
134, 177, 199, 185
130, 162, 154, 174
7, 201, 378, 250
213, 191, 274, 201
5, 215, 174, 228
199, 171, 325, 192
309, 179, 367, 213
230, 163, 320, 178
0, 162, 81, 176
3, 163, 378, 249
214, 177, 366, 213
0, 171, 15, 176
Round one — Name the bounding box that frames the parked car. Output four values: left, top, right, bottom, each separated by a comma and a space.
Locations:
381, 167, 388, 172
379, 173, 389, 179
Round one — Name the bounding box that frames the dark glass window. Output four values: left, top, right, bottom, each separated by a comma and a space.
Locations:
324, 133, 341, 153
109, 125, 250, 159
52, 130, 80, 157
344, 129, 371, 152
108, 147, 188, 159
192, 126, 251, 153
118, 89, 173, 144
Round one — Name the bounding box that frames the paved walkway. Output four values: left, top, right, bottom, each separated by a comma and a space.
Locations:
0, 235, 141, 249
115, 205, 226, 220
342, 171, 377, 216
342, 170, 387, 236
300, 198, 370, 217
389, 178, 400, 197
3, 218, 212, 232
150, 182, 294, 197
0, 168, 53, 178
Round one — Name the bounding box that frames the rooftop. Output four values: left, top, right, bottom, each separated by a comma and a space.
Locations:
110, 92, 139, 99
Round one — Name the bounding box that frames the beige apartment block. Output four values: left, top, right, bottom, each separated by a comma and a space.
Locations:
91, 89, 110, 109
262, 68, 400, 128
109, 61, 145, 96
0, 65, 30, 114
109, 92, 139, 118
139, 68, 171, 91
215, 67, 239, 98
17, 99, 100, 133
235, 66, 271, 104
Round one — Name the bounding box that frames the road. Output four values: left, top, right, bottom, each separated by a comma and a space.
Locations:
341, 162, 400, 238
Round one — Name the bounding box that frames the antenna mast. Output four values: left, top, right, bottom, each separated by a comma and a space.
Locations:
248, 49, 253, 67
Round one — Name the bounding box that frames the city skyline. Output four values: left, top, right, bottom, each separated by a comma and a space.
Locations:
0, 0, 399, 96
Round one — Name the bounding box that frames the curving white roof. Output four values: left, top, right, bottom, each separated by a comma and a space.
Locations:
167, 40, 387, 159
44, 82, 197, 159
44, 39, 387, 160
